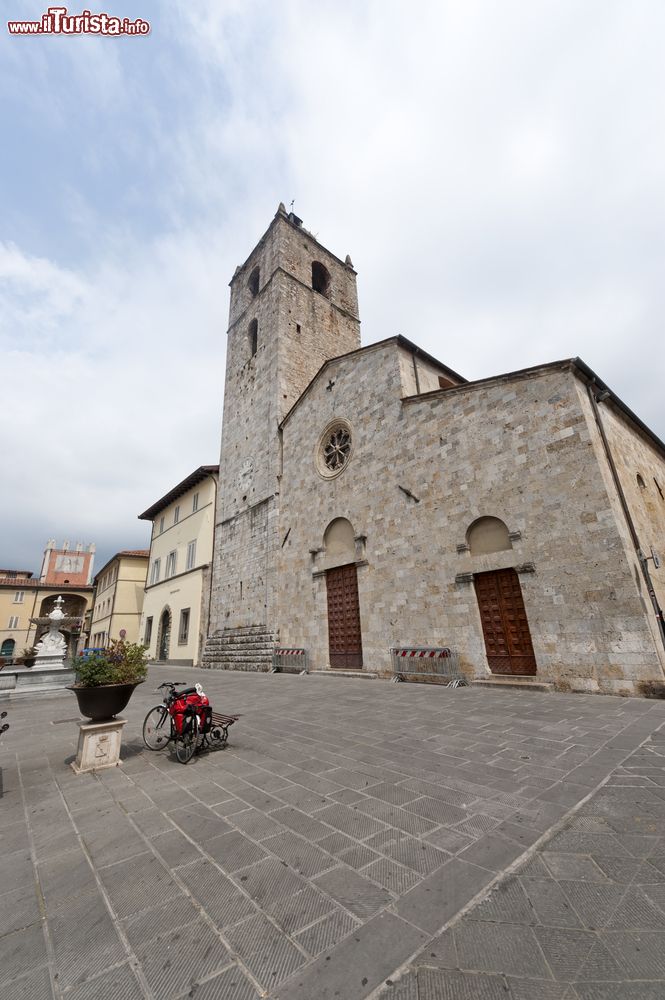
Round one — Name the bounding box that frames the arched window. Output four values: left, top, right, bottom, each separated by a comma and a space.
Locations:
323, 518, 356, 564
248, 266, 260, 297
312, 261, 331, 298
637, 473, 646, 490
248, 319, 258, 358
467, 516, 512, 556
1, 638, 15, 658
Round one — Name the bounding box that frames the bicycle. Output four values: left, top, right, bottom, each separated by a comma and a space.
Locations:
142, 681, 239, 764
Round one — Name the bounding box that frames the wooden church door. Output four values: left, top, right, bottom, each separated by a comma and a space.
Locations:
474, 568, 537, 675
326, 563, 363, 669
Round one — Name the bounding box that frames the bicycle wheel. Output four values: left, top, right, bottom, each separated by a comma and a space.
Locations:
175, 731, 196, 764
142, 706, 171, 751
208, 723, 228, 748
175, 715, 198, 764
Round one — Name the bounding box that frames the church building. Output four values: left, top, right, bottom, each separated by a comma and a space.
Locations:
203, 204, 665, 695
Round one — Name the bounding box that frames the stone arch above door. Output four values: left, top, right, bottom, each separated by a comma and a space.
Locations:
323, 517, 356, 567
467, 516, 512, 556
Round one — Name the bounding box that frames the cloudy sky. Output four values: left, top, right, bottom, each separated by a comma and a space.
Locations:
2, 0, 664, 576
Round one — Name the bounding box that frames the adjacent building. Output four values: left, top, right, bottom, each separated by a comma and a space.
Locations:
40, 539, 96, 588
202, 204, 665, 695
89, 550, 150, 648
0, 540, 95, 661
138, 466, 218, 666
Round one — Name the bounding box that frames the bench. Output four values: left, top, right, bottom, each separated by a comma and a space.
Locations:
210, 712, 240, 745
390, 647, 467, 687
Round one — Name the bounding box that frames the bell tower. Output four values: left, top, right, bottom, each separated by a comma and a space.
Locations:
204, 204, 360, 670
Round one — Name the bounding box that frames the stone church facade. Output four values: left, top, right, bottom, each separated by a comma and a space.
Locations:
203, 205, 665, 695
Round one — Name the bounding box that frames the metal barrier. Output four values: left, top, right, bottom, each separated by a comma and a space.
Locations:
272, 648, 309, 674
390, 647, 467, 687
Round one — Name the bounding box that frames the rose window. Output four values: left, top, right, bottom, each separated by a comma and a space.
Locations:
317, 420, 353, 479
323, 427, 351, 472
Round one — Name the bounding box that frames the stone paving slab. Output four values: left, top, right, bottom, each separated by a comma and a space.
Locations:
1, 666, 665, 998
384, 716, 665, 999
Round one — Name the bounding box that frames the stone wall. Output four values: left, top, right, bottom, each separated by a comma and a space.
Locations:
209, 209, 361, 644
277, 343, 664, 693
398, 346, 464, 396
211, 498, 278, 630
577, 382, 665, 673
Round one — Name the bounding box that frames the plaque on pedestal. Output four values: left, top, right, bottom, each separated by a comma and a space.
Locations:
71, 717, 127, 774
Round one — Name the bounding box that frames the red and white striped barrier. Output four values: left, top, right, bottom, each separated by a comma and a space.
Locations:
397, 648, 453, 659
272, 648, 309, 673
390, 646, 465, 685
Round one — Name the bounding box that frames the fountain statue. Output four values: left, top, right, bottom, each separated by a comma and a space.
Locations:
33, 596, 69, 669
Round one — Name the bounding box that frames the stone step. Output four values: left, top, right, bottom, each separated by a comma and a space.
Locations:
205, 657, 273, 664
203, 650, 273, 657
204, 661, 271, 673
206, 663, 270, 674
205, 650, 275, 659
472, 676, 554, 693
204, 643, 275, 652
210, 628, 277, 638
206, 637, 277, 648
208, 632, 275, 645
202, 627, 280, 673
205, 642, 275, 651
206, 633, 276, 640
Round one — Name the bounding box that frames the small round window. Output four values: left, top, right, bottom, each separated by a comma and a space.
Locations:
317, 420, 353, 479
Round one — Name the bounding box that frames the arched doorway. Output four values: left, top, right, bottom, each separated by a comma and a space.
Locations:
157, 608, 171, 661
323, 518, 363, 669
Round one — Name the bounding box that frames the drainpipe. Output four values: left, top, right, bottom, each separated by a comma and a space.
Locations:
587, 382, 665, 652
411, 349, 421, 395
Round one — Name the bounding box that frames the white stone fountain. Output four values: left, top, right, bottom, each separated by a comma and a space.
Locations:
1, 596, 77, 695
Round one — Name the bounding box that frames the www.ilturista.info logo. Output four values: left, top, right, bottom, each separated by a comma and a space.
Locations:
7, 7, 150, 35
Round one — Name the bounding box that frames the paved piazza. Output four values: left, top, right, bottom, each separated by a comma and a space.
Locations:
2, 667, 665, 999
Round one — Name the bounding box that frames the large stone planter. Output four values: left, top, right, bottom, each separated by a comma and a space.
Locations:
68, 682, 143, 721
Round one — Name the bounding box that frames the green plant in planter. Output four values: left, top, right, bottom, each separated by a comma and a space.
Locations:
73, 639, 149, 687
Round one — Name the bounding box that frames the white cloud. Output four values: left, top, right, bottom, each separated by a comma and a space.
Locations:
3, 0, 665, 572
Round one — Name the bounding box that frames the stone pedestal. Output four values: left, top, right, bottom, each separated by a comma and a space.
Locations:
71, 718, 126, 774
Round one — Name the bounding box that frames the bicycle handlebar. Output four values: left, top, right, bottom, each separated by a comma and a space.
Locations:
156, 681, 197, 698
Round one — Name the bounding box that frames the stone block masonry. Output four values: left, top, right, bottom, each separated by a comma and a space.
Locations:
204, 207, 665, 693
206, 207, 361, 668
277, 342, 665, 693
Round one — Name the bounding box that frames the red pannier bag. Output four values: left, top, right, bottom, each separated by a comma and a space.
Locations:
171, 691, 211, 735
